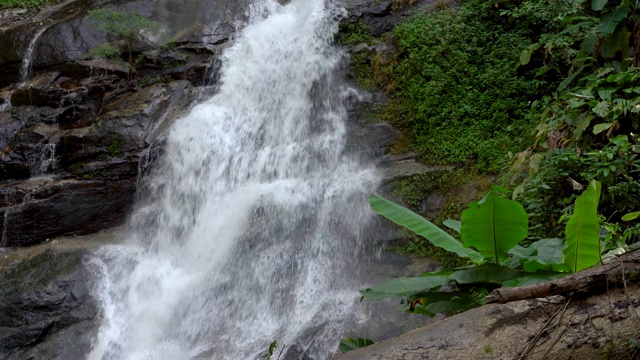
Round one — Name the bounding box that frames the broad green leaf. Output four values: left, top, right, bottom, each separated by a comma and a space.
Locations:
402, 291, 479, 316
508, 244, 536, 269
360, 276, 451, 301
510, 238, 567, 272
339, 338, 374, 354
501, 271, 566, 287
584, 32, 598, 54
563, 180, 602, 273
461, 192, 528, 263
449, 263, 523, 284
598, 6, 629, 37
526, 238, 568, 272
593, 101, 609, 117
520, 49, 532, 66
593, 123, 613, 134
443, 219, 461, 233
600, 21, 631, 58
592, 0, 608, 11
622, 211, 640, 221
369, 195, 483, 263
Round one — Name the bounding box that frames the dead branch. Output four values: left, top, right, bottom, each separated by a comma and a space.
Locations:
487, 249, 640, 304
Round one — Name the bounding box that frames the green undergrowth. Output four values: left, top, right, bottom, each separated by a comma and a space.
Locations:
345, 0, 542, 173
387, 168, 490, 267
0, 0, 57, 8
336, 20, 374, 46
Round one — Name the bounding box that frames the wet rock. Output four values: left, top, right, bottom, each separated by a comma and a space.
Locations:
0, 0, 248, 86
335, 284, 640, 360
1, 178, 136, 247
0, 79, 194, 246
343, 0, 430, 36
0, 248, 97, 360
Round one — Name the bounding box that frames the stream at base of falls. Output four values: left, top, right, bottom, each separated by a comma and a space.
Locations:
87, 1, 423, 359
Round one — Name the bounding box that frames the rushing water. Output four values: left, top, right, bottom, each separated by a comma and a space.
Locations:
88, 1, 383, 359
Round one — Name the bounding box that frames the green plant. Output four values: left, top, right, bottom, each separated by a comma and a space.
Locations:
0, 0, 56, 9
107, 140, 122, 157
373, 1, 538, 173
362, 181, 603, 316
82, 170, 106, 179
262, 341, 285, 360
89, 7, 161, 79
90, 44, 121, 60
339, 338, 374, 354
336, 21, 374, 45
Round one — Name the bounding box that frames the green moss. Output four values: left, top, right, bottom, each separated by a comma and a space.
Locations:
82, 170, 106, 180
350, 1, 539, 173
107, 140, 122, 157
0, 0, 57, 9
336, 20, 374, 46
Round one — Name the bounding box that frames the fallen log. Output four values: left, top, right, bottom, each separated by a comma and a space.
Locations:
486, 249, 640, 304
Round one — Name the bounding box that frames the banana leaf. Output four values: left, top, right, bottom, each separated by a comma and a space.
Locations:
563, 180, 602, 273
369, 195, 483, 263
461, 192, 528, 263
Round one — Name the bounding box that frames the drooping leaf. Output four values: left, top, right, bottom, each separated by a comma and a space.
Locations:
563, 180, 602, 273
600, 20, 631, 58
508, 244, 537, 269
584, 32, 598, 54
339, 338, 374, 354
592, 0, 608, 11
593, 123, 614, 134
461, 192, 528, 263
598, 6, 629, 37
369, 195, 483, 263
622, 211, 640, 221
448, 263, 523, 284
558, 66, 585, 92
360, 276, 451, 301
520, 238, 569, 273
501, 271, 566, 287
443, 219, 461, 233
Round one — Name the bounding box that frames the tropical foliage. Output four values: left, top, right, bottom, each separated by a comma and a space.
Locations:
502, 0, 640, 250
363, 181, 603, 316
369, 0, 539, 173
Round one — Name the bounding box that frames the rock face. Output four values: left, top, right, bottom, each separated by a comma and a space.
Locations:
335, 283, 640, 360
0, 0, 236, 247
0, 247, 98, 360
343, 0, 432, 35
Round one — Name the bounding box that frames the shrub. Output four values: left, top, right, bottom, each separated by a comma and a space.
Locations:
90, 44, 121, 59
380, 1, 539, 173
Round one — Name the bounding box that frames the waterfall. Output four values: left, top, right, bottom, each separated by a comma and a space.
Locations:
20, 27, 47, 83
88, 1, 381, 359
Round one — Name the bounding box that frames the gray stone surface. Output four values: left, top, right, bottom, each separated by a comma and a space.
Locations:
0, 247, 98, 360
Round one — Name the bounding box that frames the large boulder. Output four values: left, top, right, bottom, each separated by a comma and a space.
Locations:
335, 283, 640, 360
0, 247, 98, 360
0, 79, 194, 246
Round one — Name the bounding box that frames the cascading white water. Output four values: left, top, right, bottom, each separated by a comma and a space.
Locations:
88, 1, 380, 359
20, 27, 47, 83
